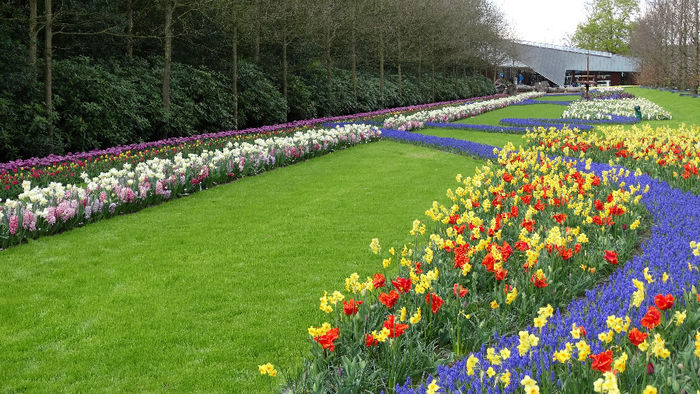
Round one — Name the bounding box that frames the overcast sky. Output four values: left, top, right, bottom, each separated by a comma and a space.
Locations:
493, 0, 647, 46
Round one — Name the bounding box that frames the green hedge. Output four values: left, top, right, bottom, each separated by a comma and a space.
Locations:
0, 55, 494, 161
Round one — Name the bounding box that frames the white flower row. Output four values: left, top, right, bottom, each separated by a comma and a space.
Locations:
561, 98, 672, 120
383, 92, 544, 131
0, 124, 381, 244
590, 86, 624, 93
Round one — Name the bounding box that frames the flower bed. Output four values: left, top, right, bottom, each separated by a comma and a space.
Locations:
501, 115, 637, 127
383, 93, 543, 131
0, 124, 381, 249
288, 145, 651, 392
561, 98, 672, 121
590, 86, 625, 93
525, 124, 700, 194
399, 160, 700, 394
0, 94, 505, 202
423, 121, 594, 134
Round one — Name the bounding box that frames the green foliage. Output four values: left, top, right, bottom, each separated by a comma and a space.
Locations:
237, 60, 287, 127
0, 9, 51, 162
571, 0, 639, 54
287, 74, 318, 121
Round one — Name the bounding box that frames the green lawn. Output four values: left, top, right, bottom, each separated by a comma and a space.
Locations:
452, 103, 565, 126
0, 141, 480, 393
536, 94, 580, 101
624, 87, 700, 128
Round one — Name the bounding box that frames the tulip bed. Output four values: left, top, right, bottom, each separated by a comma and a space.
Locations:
0, 124, 380, 249
397, 152, 700, 394
525, 124, 700, 194
289, 145, 656, 391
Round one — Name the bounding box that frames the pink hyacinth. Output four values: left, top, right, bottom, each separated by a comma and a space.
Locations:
9, 215, 18, 235
46, 207, 57, 225
22, 210, 36, 231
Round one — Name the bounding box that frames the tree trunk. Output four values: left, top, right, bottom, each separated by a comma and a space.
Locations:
417, 46, 422, 88
127, 0, 134, 57
254, 0, 260, 63
324, 26, 333, 115
44, 0, 53, 151
397, 37, 402, 96
350, 3, 357, 99
379, 31, 384, 101
29, 0, 37, 70
282, 38, 288, 120
231, 10, 238, 130
679, 0, 688, 90
162, 0, 173, 117
431, 62, 435, 101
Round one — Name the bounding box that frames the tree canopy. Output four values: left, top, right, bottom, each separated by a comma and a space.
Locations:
571, 0, 639, 54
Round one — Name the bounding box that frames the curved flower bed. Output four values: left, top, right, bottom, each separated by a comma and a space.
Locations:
423, 121, 594, 134
501, 115, 638, 126
0, 124, 381, 249
400, 161, 700, 394
590, 86, 625, 93
512, 99, 572, 106
289, 145, 651, 392
525, 124, 700, 194
562, 98, 672, 121
383, 93, 543, 131
0, 94, 505, 201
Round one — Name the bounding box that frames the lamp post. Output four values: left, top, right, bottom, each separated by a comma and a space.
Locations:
585, 49, 590, 100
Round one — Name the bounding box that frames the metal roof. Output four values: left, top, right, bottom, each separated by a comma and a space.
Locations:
505, 41, 639, 86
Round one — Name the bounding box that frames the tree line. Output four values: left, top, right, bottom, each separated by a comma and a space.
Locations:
0, 0, 507, 161
630, 0, 700, 92
570, 0, 699, 93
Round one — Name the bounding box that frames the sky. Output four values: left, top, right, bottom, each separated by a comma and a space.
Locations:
493, 0, 648, 46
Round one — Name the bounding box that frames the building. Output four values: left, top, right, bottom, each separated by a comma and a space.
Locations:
500, 41, 639, 87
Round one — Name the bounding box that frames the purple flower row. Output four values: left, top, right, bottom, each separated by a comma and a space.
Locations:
512, 99, 572, 106
396, 157, 700, 393
0, 94, 505, 173
424, 122, 528, 133
378, 128, 499, 160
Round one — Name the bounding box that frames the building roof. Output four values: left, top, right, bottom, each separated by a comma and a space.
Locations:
505, 41, 639, 86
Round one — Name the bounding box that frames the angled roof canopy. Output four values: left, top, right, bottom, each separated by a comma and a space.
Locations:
504, 41, 639, 86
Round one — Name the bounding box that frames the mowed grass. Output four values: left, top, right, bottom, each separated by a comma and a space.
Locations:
452, 103, 566, 125
0, 141, 480, 393
624, 87, 700, 127
536, 94, 580, 101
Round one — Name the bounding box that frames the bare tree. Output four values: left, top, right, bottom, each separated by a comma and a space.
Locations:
631, 0, 699, 91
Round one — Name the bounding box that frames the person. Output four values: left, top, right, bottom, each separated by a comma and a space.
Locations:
518, 73, 524, 85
